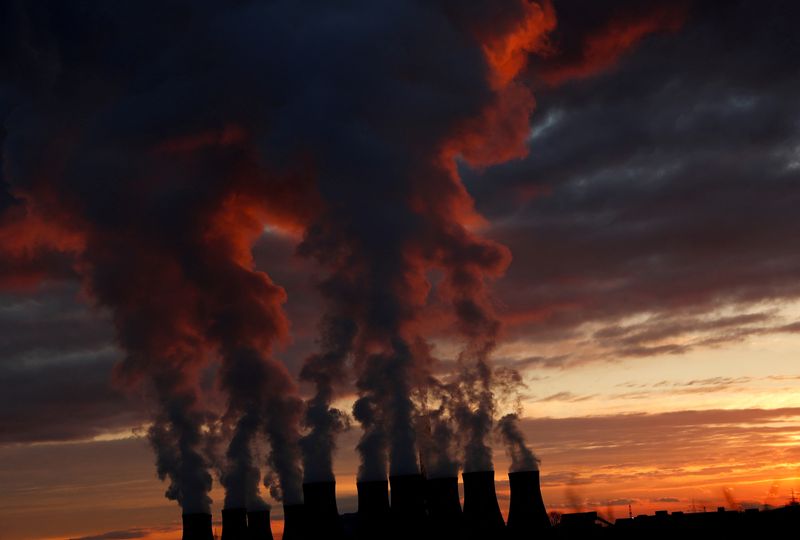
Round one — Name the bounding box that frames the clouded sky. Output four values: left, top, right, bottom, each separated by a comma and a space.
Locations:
2, 1, 800, 539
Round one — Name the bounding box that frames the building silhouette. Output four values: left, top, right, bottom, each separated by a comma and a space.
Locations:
186, 473, 800, 540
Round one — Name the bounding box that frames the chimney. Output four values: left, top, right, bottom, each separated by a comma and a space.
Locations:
462, 471, 505, 540
507, 471, 550, 539
281, 504, 307, 540
390, 474, 428, 537
356, 480, 390, 540
182, 513, 214, 540
426, 476, 462, 537
222, 508, 248, 540
303, 481, 344, 540
246, 509, 274, 540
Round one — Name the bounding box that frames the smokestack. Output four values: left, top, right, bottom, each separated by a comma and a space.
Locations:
182, 513, 214, 540
426, 476, 463, 537
281, 503, 306, 540
390, 474, 428, 537
507, 471, 550, 539
303, 481, 344, 540
246, 510, 274, 540
356, 480, 390, 539
462, 471, 505, 540
222, 508, 248, 540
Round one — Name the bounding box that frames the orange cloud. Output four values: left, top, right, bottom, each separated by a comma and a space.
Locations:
0, 199, 84, 289
541, 5, 687, 86
482, 0, 556, 88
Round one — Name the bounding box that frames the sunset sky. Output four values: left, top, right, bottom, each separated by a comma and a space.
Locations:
2, 1, 800, 539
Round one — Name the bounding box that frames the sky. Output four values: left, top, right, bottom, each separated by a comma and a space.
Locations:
2, 0, 800, 539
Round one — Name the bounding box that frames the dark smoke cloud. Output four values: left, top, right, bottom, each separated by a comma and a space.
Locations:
219, 409, 266, 510
147, 403, 213, 513
299, 315, 355, 483
1, 0, 317, 512
274, 0, 556, 479
2, 0, 693, 501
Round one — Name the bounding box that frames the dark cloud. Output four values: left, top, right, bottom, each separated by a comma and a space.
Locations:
0, 285, 141, 443
534, 392, 596, 403
496, 354, 571, 370
463, 0, 800, 357
0, 285, 113, 359
69, 529, 150, 540
0, 351, 141, 443
594, 498, 638, 507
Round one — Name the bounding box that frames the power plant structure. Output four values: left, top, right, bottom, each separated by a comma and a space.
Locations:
182, 512, 215, 540
221, 508, 247, 540
183, 470, 550, 540
182, 473, 800, 540
245, 509, 273, 540
303, 481, 345, 540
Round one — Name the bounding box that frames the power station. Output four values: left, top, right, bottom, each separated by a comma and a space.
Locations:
183, 470, 549, 540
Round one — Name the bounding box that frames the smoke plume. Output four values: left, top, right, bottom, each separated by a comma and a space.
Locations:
498, 413, 540, 472
287, 0, 556, 481
418, 380, 461, 479
0, 1, 317, 511
299, 315, 355, 483
0, 0, 580, 504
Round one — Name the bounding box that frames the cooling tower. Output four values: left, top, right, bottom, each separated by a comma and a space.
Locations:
356, 479, 390, 540
182, 513, 214, 540
282, 504, 307, 540
390, 474, 428, 538
426, 476, 463, 537
303, 481, 344, 540
246, 509, 274, 540
222, 508, 248, 540
506, 470, 550, 539
462, 471, 505, 540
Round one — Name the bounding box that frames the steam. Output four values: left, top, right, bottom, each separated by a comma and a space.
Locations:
0, 1, 317, 511
148, 390, 213, 513
346, 339, 420, 479
1, 0, 557, 507
219, 407, 266, 510
419, 390, 461, 479
498, 413, 540, 472
299, 315, 355, 483
287, 0, 554, 481
218, 348, 305, 508
263, 394, 305, 504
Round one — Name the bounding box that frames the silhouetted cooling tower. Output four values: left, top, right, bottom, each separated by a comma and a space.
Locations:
426, 476, 463, 537
303, 481, 344, 540
246, 509, 274, 540
222, 508, 248, 540
507, 471, 550, 539
390, 474, 428, 539
182, 513, 214, 540
282, 503, 306, 540
462, 471, 506, 540
356, 480, 390, 540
